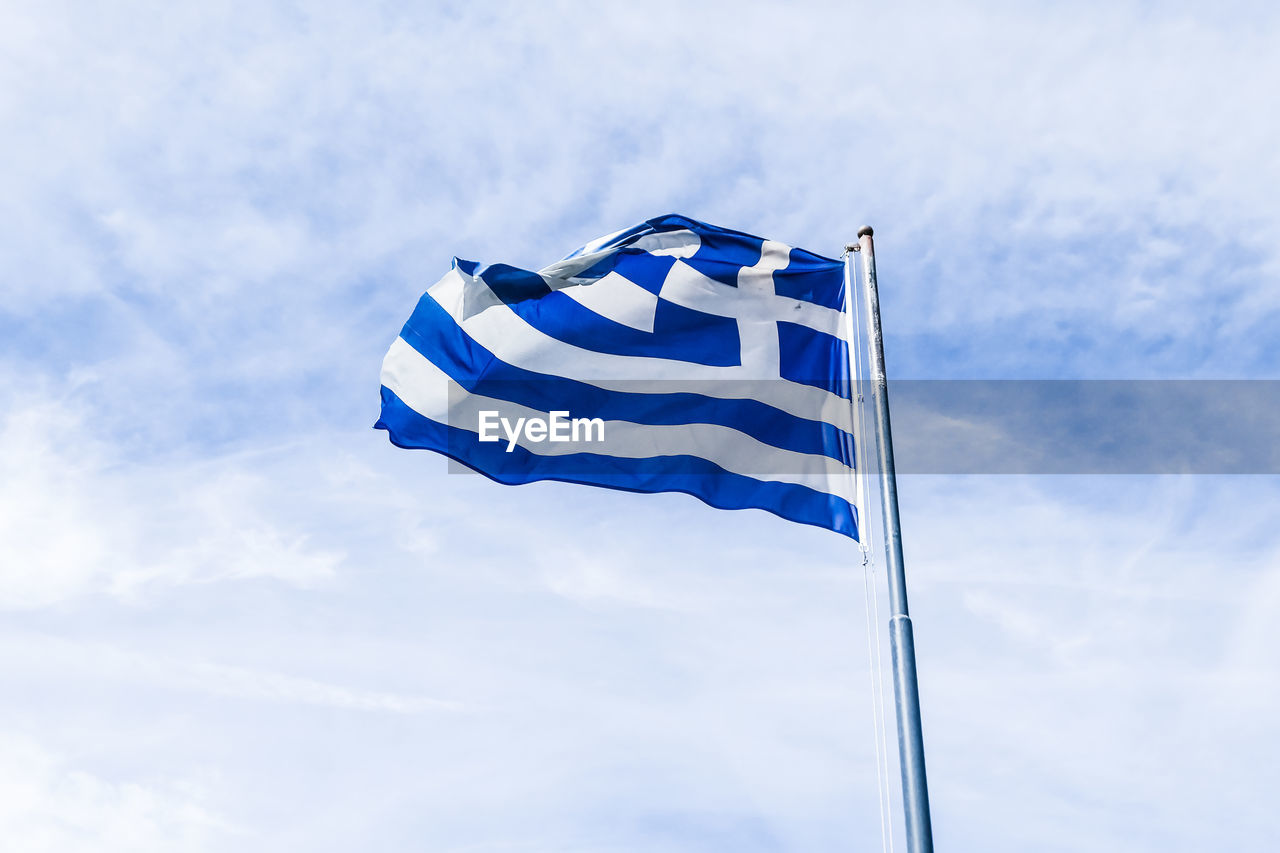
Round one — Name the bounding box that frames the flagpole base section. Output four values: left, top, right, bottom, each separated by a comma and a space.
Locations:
891, 614, 934, 853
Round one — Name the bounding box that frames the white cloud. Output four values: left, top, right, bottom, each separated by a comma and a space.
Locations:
0, 1, 1278, 850
0, 382, 341, 608
897, 475, 1280, 850
3, 2, 1276, 374
0, 734, 231, 853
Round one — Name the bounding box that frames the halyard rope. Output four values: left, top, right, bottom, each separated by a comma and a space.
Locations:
845, 247, 895, 853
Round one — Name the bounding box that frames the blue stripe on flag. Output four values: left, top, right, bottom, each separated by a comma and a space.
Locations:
778, 322, 850, 398
774, 247, 847, 309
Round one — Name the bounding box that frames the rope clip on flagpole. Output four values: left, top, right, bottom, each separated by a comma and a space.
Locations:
853, 226, 936, 853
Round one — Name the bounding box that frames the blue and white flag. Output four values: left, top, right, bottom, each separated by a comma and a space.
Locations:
376, 214, 862, 539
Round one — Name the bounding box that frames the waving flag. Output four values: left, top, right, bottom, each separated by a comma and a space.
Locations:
376, 214, 861, 538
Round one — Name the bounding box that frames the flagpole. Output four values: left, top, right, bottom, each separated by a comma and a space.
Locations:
850, 226, 935, 853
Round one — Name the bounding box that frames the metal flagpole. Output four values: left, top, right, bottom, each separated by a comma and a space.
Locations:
848, 226, 935, 853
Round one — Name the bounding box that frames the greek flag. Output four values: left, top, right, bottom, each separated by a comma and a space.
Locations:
376, 214, 862, 539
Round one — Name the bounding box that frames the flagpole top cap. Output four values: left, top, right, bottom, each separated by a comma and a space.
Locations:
857, 225, 874, 238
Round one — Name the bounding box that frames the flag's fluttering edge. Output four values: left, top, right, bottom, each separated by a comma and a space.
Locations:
376, 214, 861, 539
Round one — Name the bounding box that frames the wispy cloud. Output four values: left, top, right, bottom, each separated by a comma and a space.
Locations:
1, 1, 1278, 850
0, 384, 342, 607
0, 733, 232, 852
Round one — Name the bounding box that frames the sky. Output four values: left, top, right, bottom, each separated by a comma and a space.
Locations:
1, 1, 1278, 850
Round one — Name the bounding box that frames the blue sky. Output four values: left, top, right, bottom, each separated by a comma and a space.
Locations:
1, 1, 1278, 850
